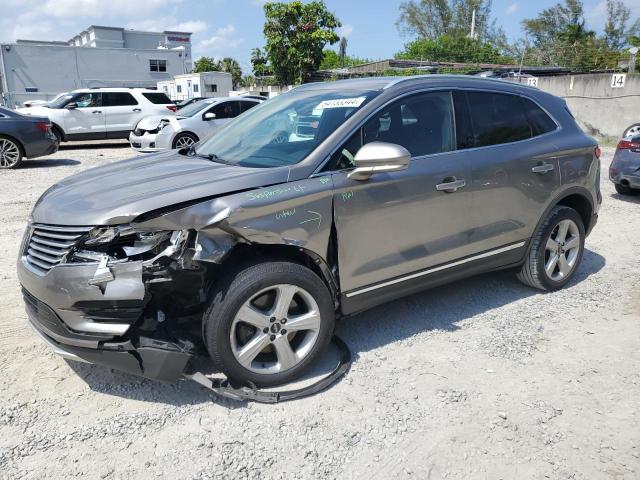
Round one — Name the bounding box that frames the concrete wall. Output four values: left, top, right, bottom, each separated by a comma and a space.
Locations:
0, 44, 185, 107
536, 73, 640, 140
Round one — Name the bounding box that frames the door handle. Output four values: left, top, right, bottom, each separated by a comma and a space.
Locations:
92, 110, 102, 114
531, 162, 554, 174
132, 108, 142, 112
436, 178, 466, 193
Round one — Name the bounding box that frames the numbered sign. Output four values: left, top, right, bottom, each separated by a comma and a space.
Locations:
611, 74, 626, 88
526, 77, 538, 87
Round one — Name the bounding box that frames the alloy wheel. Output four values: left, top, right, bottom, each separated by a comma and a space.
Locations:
0, 139, 21, 168
175, 135, 195, 148
544, 219, 581, 281
624, 124, 640, 138
230, 284, 322, 374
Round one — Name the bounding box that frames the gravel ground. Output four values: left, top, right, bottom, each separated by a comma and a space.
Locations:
0, 142, 639, 480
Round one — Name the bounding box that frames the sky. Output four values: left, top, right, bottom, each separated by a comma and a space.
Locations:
0, 0, 638, 75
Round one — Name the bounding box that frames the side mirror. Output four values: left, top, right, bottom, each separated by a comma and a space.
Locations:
65, 102, 78, 110
347, 142, 411, 181
203, 112, 216, 120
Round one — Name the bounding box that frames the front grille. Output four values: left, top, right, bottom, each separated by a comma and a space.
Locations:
25, 224, 93, 274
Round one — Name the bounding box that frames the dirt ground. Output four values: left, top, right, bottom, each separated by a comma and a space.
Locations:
0, 143, 638, 480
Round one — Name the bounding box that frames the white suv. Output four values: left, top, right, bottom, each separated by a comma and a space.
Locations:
17, 88, 176, 142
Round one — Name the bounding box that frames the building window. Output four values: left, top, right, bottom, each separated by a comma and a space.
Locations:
150, 59, 167, 72
193, 84, 199, 93
206, 84, 217, 93
177, 85, 182, 93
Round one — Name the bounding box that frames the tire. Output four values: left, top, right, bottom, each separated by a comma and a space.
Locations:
203, 261, 335, 387
615, 183, 635, 195
517, 206, 585, 291
51, 126, 63, 144
623, 123, 640, 138
0, 135, 24, 169
172, 132, 198, 149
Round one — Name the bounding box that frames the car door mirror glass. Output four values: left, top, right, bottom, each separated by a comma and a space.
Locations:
347, 141, 411, 181
203, 112, 216, 120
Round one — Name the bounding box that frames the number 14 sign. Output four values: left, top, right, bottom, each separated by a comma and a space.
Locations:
611, 74, 626, 88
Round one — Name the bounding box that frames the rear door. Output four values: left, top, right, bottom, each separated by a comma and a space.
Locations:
453, 90, 560, 252
62, 92, 105, 138
101, 92, 141, 136
330, 90, 473, 297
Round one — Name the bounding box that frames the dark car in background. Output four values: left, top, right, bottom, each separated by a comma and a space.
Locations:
18, 76, 600, 387
0, 107, 58, 169
610, 134, 640, 195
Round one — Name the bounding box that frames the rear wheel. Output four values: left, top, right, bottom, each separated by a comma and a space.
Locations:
203, 261, 335, 387
517, 206, 585, 291
0, 136, 24, 169
51, 126, 63, 144
172, 132, 198, 149
615, 183, 635, 195
623, 123, 640, 138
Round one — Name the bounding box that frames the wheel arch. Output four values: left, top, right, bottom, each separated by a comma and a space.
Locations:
172, 131, 199, 148
50, 122, 65, 141
213, 243, 340, 307
554, 190, 594, 233
0, 133, 25, 156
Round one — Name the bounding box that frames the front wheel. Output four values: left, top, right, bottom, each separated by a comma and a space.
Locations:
0, 136, 24, 169
517, 206, 585, 291
615, 183, 636, 195
172, 132, 198, 149
203, 261, 335, 387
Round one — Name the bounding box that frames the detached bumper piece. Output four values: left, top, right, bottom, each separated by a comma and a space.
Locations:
24, 288, 193, 382
184, 336, 352, 404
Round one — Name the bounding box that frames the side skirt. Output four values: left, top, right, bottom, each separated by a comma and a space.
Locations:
339, 241, 528, 316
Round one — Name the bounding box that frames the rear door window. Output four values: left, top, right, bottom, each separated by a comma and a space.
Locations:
209, 101, 241, 119
240, 101, 260, 113
142, 92, 172, 104
102, 92, 138, 106
521, 97, 557, 136
465, 91, 531, 147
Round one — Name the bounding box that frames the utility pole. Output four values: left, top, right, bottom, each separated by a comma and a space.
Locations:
629, 47, 638, 74
470, 9, 476, 40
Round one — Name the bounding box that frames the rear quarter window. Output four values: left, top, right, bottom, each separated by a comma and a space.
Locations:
521, 97, 557, 136
142, 92, 172, 104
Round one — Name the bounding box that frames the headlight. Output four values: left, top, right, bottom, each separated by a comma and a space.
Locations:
75, 225, 174, 261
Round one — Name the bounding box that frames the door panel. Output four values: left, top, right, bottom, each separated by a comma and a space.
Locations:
331, 91, 472, 293
102, 92, 142, 132
62, 92, 105, 137
333, 153, 472, 293
453, 90, 560, 251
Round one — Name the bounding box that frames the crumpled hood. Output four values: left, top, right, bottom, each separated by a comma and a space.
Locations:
16, 106, 52, 116
31, 150, 289, 226
136, 114, 182, 131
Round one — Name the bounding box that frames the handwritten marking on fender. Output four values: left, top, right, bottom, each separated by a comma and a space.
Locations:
275, 208, 296, 220
246, 184, 305, 201
298, 210, 323, 229
341, 191, 354, 202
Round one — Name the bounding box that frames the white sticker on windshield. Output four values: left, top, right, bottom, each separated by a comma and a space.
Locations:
315, 97, 366, 110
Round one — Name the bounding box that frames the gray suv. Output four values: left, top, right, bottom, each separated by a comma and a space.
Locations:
18, 76, 601, 387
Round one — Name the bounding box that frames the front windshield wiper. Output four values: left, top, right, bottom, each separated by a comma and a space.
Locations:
194, 149, 231, 165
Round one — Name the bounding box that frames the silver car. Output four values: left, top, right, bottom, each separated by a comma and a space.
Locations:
18, 76, 601, 388
129, 97, 261, 152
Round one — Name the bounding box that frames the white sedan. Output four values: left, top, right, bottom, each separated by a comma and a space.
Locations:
129, 97, 262, 152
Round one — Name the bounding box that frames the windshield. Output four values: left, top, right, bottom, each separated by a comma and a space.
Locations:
194, 88, 379, 168
179, 100, 214, 117
48, 94, 75, 109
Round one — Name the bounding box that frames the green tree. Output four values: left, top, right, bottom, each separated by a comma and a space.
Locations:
250, 47, 269, 80
397, 0, 501, 42
218, 57, 243, 89
603, 0, 640, 50
263, 1, 341, 85
241, 75, 256, 88
396, 34, 512, 63
319, 49, 371, 69
193, 56, 220, 73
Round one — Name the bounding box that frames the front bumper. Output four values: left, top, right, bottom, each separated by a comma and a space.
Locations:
129, 131, 162, 153
23, 286, 193, 382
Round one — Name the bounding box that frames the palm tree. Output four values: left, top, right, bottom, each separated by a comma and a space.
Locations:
338, 37, 348, 67
219, 57, 243, 90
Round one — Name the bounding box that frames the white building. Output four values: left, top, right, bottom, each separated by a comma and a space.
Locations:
157, 72, 233, 101
0, 25, 192, 108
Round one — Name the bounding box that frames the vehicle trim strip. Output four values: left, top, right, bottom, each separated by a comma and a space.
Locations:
344, 241, 527, 298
